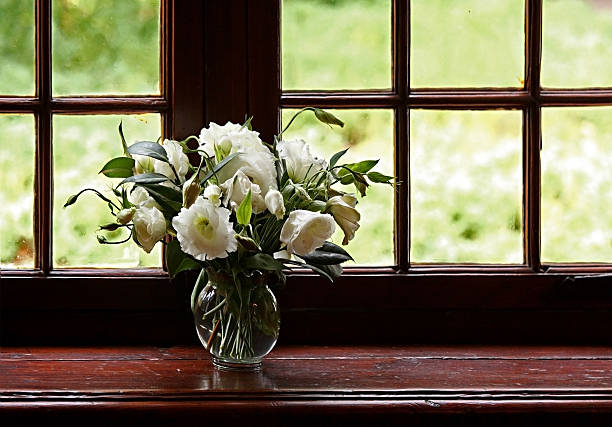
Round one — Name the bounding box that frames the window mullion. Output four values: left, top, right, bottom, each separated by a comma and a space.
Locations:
35, 0, 52, 274
524, 0, 543, 271
396, 0, 409, 272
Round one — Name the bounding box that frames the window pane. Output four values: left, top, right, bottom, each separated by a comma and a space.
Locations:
282, 0, 392, 90
410, 110, 523, 263
52, 0, 160, 95
542, 108, 612, 262
542, 0, 612, 88
53, 114, 162, 268
0, 0, 34, 95
0, 115, 35, 269
411, 0, 524, 88
281, 109, 394, 265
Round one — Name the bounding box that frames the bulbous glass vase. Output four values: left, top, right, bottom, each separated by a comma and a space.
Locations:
193, 272, 280, 371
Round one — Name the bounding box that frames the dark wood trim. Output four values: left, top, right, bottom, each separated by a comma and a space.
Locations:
50, 97, 169, 113
204, 0, 248, 125
1, 346, 611, 423
282, 92, 401, 108
246, 0, 280, 142
35, 0, 52, 274
395, 0, 409, 271
540, 90, 612, 106
524, 0, 543, 271
170, 0, 204, 140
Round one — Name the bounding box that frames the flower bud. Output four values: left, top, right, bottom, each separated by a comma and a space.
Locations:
182, 176, 201, 208
265, 189, 286, 220
204, 184, 222, 207
133, 206, 167, 253
116, 207, 136, 225
326, 194, 361, 245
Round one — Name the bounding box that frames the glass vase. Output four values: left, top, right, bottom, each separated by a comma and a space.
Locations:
193, 271, 280, 370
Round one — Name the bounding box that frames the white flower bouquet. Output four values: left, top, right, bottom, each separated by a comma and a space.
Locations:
66, 108, 393, 368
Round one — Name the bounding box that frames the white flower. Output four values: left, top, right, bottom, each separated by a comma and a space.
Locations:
130, 187, 160, 210
199, 122, 277, 195
265, 189, 285, 220
220, 170, 266, 213
154, 139, 190, 184
172, 196, 237, 261
132, 206, 167, 253
182, 176, 201, 208
277, 139, 327, 183
116, 207, 136, 225
133, 154, 155, 175
326, 194, 360, 245
204, 184, 222, 207
279, 210, 336, 256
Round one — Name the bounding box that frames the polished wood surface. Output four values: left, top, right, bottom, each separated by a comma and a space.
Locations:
2, 345, 611, 423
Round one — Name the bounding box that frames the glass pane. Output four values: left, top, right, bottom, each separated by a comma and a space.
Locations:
53, 114, 162, 268
542, 108, 612, 262
0, 0, 35, 95
281, 109, 394, 265
0, 115, 35, 269
52, 0, 160, 95
543, 0, 612, 88
282, 0, 392, 90
411, 110, 523, 263
411, 0, 525, 88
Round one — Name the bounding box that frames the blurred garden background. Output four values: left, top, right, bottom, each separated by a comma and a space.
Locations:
3, 0, 612, 268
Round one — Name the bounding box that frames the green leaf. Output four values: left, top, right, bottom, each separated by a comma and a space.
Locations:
137, 183, 183, 215
252, 285, 280, 338
329, 148, 349, 169
199, 152, 240, 185
337, 160, 379, 176
340, 174, 354, 185
296, 241, 353, 265
118, 173, 168, 186
121, 187, 131, 208
314, 108, 344, 128
118, 121, 131, 158
313, 263, 343, 281
241, 115, 253, 131
236, 189, 252, 226
367, 171, 394, 184
127, 141, 169, 163
64, 188, 114, 208
166, 239, 202, 279
302, 262, 334, 282
242, 253, 285, 271
235, 234, 261, 252
190, 269, 208, 314
99, 157, 135, 178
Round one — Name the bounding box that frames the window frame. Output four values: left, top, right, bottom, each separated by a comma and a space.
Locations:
1, 0, 611, 345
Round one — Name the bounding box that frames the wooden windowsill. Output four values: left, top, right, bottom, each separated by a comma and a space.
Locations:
2, 345, 612, 423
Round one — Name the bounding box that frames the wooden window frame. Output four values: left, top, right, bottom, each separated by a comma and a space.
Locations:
1, 0, 611, 345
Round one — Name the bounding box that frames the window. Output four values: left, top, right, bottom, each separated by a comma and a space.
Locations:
1, 0, 610, 345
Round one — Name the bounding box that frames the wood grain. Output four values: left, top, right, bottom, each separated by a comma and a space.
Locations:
1, 346, 611, 423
